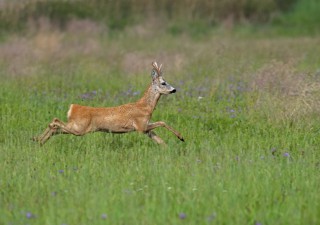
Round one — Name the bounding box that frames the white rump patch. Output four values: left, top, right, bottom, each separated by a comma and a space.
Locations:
67, 104, 74, 119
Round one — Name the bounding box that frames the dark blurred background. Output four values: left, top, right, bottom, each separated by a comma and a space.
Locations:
1, 0, 319, 36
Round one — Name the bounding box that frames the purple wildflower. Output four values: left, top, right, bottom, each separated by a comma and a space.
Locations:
81, 93, 91, 100
228, 109, 236, 118
26, 212, 35, 219
59, 169, 64, 173
101, 214, 107, 219
179, 213, 186, 220
283, 152, 290, 157
80, 90, 97, 100
133, 91, 140, 96
207, 212, 216, 222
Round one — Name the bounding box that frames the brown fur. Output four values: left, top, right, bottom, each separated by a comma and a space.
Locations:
32, 62, 184, 145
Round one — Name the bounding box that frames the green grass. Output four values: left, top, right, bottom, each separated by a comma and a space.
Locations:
1, 27, 320, 225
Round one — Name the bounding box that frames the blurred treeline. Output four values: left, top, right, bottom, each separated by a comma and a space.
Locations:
0, 0, 319, 35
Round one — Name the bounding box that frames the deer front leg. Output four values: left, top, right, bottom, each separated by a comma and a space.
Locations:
146, 121, 184, 142
146, 131, 166, 145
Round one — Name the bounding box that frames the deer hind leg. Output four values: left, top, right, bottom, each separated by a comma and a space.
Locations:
146, 131, 166, 145
146, 121, 184, 142
33, 118, 82, 145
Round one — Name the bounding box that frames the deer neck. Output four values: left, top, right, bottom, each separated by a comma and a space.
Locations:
137, 84, 161, 112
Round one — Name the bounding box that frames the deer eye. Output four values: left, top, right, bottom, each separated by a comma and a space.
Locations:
161, 82, 166, 85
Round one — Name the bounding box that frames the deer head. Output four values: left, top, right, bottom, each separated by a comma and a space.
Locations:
151, 62, 176, 95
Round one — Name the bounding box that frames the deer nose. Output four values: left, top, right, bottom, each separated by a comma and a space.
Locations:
170, 89, 176, 93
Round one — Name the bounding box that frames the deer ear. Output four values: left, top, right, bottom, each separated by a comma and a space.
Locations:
151, 69, 158, 80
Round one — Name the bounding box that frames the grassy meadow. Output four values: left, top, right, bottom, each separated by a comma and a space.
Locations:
1, 15, 320, 225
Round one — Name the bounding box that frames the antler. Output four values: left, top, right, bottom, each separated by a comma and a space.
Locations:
152, 61, 163, 74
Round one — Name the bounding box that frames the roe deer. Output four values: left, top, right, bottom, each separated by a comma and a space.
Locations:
33, 62, 184, 145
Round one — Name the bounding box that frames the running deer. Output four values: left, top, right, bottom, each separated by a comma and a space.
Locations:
32, 62, 184, 145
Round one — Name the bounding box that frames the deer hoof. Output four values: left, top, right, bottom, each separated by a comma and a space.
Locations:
31, 136, 39, 142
